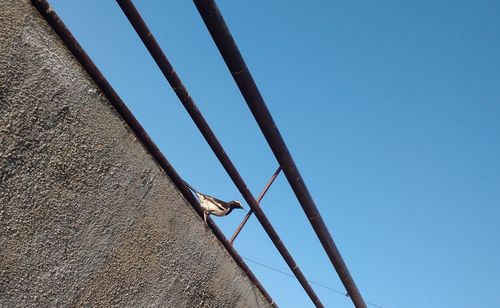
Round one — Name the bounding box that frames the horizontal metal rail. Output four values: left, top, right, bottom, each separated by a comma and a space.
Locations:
116, 0, 324, 307
30, 1, 276, 306
192, 1, 367, 307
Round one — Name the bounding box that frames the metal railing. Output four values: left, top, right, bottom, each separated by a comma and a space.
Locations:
33, 0, 367, 306
116, 1, 324, 306
193, 1, 366, 307
30, 0, 276, 306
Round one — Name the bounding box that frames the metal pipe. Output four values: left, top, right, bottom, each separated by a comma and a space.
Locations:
192, 1, 367, 307
30, 1, 276, 306
229, 166, 281, 244
116, 1, 324, 307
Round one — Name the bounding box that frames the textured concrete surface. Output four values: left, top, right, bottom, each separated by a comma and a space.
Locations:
0, 1, 271, 307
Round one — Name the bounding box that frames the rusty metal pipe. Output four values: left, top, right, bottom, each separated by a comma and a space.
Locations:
116, 0, 324, 307
30, 1, 276, 306
229, 166, 281, 244
192, 1, 367, 307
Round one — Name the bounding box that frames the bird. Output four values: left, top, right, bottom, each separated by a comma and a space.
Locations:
184, 181, 244, 223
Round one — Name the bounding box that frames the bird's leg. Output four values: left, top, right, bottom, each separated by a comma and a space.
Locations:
204, 212, 208, 224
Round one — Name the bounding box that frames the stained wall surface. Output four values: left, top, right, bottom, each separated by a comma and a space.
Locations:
0, 1, 271, 307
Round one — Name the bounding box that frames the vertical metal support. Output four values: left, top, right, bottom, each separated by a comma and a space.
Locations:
229, 166, 281, 244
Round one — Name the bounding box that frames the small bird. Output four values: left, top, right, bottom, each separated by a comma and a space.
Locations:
184, 181, 244, 223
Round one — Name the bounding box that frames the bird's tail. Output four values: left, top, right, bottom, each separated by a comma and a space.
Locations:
183, 181, 199, 194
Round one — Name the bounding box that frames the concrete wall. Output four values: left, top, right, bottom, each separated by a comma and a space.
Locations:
0, 1, 271, 307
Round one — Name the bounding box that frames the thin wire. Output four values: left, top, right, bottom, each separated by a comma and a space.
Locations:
242, 256, 385, 308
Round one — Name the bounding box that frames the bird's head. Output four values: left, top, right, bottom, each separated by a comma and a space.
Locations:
229, 200, 244, 210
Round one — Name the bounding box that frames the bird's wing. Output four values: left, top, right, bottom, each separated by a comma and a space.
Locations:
204, 195, 229, 211
188, 188, 230, 212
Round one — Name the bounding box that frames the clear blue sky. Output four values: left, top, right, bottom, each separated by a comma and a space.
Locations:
49, 1, 499, 307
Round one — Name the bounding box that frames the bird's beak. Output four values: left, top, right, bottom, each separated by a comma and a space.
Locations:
236, 201, 244, 209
